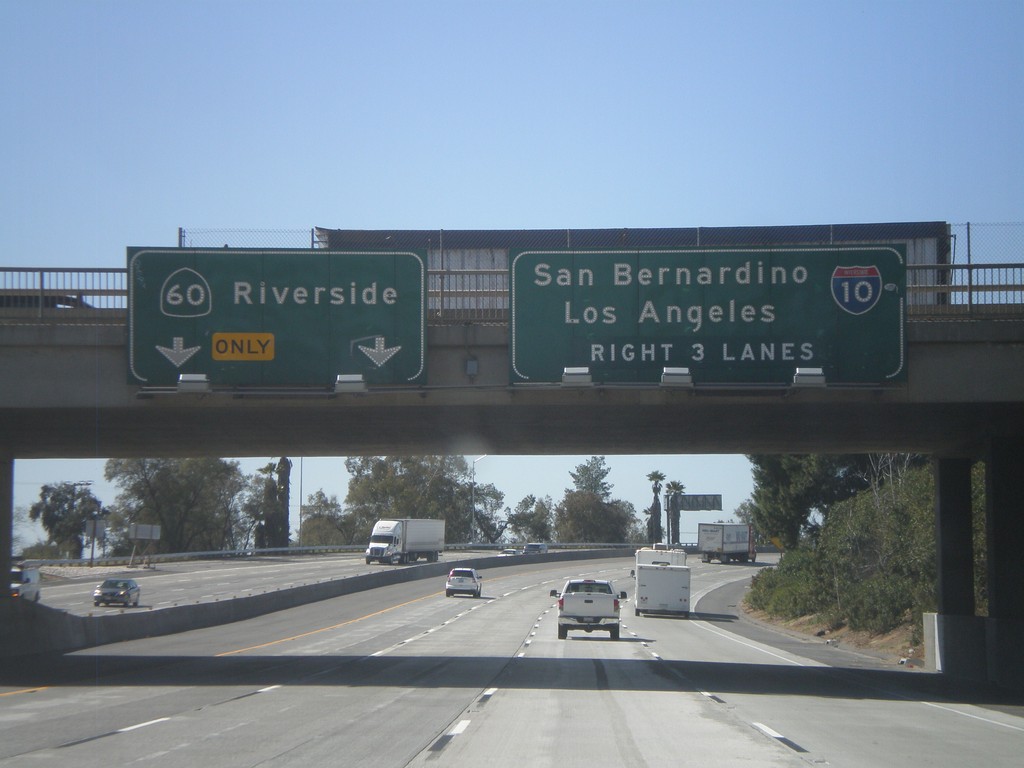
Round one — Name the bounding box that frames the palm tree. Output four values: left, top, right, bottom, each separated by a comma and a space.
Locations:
665, 480, 686, 544
646, 471, 665, 543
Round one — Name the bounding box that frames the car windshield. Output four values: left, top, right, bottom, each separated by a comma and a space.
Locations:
450, 570, 474, 578
102, 580, 130, 589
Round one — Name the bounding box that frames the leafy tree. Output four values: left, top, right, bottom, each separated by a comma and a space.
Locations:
748, 455, 940, 642
555, 491, 638, 543
343, 456, 500, 543
555, 457, 643, 543
746, 454, 876, 549
817, 459, 936, 633
570, 456, 613, 499
298, 489, 349, 546
472, 479, 506, 544
28, 482, 103, 558
733, 499, 757, 528
506, 495, 554, 542
247, 458, 292, 549
104, 458, 247, 553
475, 505, 510, 544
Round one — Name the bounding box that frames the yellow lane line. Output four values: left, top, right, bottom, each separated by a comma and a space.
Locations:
216, 592, 441, 657
0, 686, 49, 697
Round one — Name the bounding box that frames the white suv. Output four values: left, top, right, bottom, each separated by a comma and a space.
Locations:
445, 568, 482, 598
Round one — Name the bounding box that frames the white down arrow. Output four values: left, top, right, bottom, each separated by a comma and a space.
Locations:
156, 337, 201, 367
358, 336, 401, 367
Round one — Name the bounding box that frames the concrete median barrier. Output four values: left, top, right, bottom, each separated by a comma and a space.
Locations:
0, 549, 631, 656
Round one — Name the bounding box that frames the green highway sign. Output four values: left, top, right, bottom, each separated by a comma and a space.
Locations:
128, 248, 426, 387
510, 246, 907, 385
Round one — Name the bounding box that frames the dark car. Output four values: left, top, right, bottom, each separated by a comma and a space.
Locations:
93, 578, 140, 607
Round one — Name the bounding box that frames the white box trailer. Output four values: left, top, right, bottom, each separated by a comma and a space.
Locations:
697, 522, 756, 564
635, 547, 688, 566
365, 518, 445, 564
633, 563, 691, 617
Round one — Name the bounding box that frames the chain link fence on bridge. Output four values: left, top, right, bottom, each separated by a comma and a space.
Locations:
3, 223, 1022, 325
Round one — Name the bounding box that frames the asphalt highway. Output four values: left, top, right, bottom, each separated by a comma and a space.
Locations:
2, 555, 1021, 768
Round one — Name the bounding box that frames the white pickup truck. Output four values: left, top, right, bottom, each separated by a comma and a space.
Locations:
550, 578, 627, 640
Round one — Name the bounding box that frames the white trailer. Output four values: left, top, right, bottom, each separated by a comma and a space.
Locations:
697, 522, 756, 564
633, 563, 691, 617
365, 518, 445, 564
635, 546, 688, 567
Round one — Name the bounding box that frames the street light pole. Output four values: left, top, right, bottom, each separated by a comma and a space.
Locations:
471, 455, 487, 544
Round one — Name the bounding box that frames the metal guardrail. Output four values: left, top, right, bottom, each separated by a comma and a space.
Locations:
22, 541, 631, 569
0, 268, 128, 323
1, 264, 1022, 325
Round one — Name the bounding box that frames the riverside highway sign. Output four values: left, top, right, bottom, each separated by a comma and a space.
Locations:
510, 246, 906, 385
128, 248, 426, 387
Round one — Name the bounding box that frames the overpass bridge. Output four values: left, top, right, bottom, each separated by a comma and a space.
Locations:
2, 222, 1024, 686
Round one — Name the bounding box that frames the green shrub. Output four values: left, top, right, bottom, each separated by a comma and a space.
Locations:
749, 459, 949, 643
747, 548, 823, 619
845, 573, 914, 634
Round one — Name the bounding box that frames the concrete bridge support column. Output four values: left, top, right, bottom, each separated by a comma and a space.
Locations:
985, 436, 1024, 687
1, 456, 12, 585
932, 457, 986, 680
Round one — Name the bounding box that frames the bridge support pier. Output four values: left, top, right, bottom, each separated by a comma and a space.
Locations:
984, 436, 1024, 687
932, 440, 1024, 689
1, 456, 11, 589
932, 458, 987, 679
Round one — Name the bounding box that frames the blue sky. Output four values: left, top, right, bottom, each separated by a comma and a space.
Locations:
4, 2, 1022, 546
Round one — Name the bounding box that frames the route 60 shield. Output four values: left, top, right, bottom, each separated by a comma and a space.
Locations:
832, 265, 882, 315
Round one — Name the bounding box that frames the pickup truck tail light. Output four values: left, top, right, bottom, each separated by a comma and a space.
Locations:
557, 597, 564, 610
613, 598, 620, 612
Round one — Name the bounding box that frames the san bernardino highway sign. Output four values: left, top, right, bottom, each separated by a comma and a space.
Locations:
510, 246, 906, 385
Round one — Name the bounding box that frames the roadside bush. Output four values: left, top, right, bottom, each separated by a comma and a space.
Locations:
844, 573, 914, 634
18, 542, 61, 560
747, 548, 823, 619
749, 458, 941, 643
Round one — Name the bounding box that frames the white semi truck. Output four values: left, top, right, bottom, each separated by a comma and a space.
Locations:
365, 518, 445, 565
633, 548, 690, 617
697, 522, 756, 564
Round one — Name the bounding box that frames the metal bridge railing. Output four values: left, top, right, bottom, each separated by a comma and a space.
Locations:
2, 264, 1022, 326
0, 268, 128, 323
907, 263, 1024, 318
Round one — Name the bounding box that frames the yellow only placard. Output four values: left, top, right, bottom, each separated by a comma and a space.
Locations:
211, 332, 275, 361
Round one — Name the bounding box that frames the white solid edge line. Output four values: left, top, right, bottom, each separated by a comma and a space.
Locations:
690, 620, 817, 667
118, 718, 170, 733
752, 722, 784, 739
919, 701, 1024, 732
